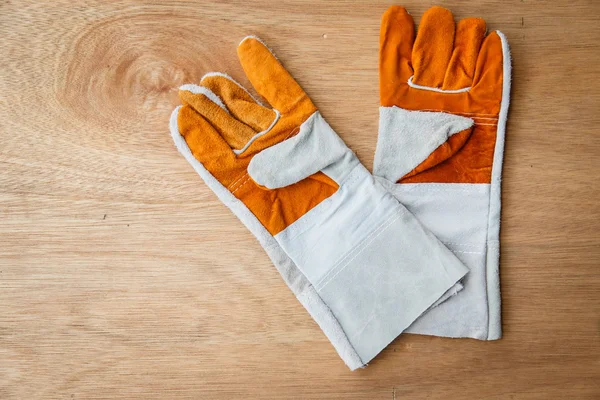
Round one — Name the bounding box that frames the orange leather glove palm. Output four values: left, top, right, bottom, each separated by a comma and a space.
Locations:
170, 36, 468, 369
374, 6, 511, 340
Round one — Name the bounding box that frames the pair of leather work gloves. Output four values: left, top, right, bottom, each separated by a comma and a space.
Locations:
169, 6, 511, 370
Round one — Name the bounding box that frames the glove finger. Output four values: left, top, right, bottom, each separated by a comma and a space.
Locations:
379, 5, 415, 106
237, 36, 308, 113
442, 18, 487, 90
179, 84, 257, 151
471, 31, 505, 104
412, 6, 455, 89
200, 72, 278, 132
172, 105, 246, 187
248, 112, 348, 189
399, 127, 473, 181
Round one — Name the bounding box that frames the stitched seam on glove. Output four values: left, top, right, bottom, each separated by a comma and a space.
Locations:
314, 211, 402, 291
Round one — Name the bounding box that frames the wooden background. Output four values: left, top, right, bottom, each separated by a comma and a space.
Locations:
1, 0, 599, 398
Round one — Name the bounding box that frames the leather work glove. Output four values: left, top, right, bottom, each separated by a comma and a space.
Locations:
169, 36, 468, 369
374, 6, 511, 340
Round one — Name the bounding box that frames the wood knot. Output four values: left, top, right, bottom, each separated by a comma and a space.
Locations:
55, 14, 241, 133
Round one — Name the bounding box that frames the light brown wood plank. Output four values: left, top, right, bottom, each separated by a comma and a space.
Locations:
1, 1, 598, 398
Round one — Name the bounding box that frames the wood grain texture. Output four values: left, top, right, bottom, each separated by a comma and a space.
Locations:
1, 0, 599, 398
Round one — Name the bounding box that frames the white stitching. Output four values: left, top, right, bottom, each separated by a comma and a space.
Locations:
233, 110, 281, 156
279, 167, 362, 245
393, 183, 490, 190
395, 188, 487, 193
419, 109, 498, 117
231, 177, 251, 194
468, 117, 499, 121
314, 209, 398, 288
350, 309, 380, 341
179, 84, 231, 114
231, 176, 252, 195
443, 242, 486, 247
200, 71, 264, 106
228, 172, 249, 191
407, 76, 471, 93
315, 212, 399, 290
315, 212, 402, 291
229, 173, 248, 192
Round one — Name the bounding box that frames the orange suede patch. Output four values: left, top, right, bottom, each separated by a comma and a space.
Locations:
201, 74, 276, 132
400, 127, 472, 181
179, 89, 256, 151
443, 18, 487, 90
177, 38, 338, 236
380, 6, 504, 184
412, 6, 455, 89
